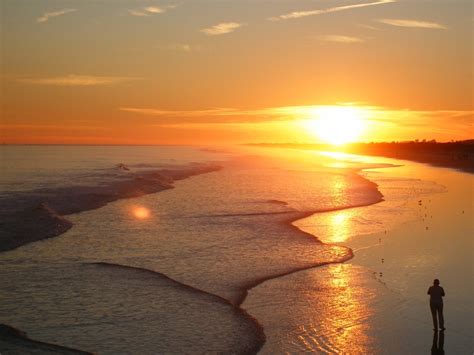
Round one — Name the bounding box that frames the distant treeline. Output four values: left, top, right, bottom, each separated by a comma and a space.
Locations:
249, 140, 474, 173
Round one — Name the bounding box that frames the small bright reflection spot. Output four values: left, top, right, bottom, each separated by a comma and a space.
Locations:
132, 207, 151, 220
327, 210, 353, 243
333, 213, 348, 226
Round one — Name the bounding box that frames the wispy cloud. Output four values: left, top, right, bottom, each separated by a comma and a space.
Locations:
155, 43, 202, 52
145, 6, 164, 14
37, 9, 76, 23
128, 5, 175, 17
120, 105, 368, 123
269, 0, 395, 21
18, 75, 142, 87
357, 23, 383, 31
316, 35, 365, 44
201, 22, 243, 36
119, 105, 473, 136
368, 110, 472, 138
120, 106, 297, 124
120, 107, 251, 119
1, 124, 106, 131
376, 18, 447, 29
128, 10, 151, 17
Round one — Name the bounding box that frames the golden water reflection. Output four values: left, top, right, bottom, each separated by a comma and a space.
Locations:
325, 264, 372, 353
295, 264, 373, 353
327, 210, 355, 243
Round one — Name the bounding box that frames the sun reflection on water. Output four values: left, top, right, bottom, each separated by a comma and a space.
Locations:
294, 264, 373, 353
323, 264, 372, 353
328, 210, 354, 243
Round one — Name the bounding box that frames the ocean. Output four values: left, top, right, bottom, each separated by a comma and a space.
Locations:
0, 145, 472, 354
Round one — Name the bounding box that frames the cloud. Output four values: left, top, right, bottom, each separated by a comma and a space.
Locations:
120, 107, 248, 119
17, 75, 142, 86
368, 110, 473, 138
120, 106, 295, 124
201, 22, 242, 35
128, 5, 174, 17
1, 124, 106, 131
145, 6, 164, 14
357, 23, 383, 31
119, 106, 474, 134
376, 19, 447, 29
119, 105, 368, 123
128, 10, 150, 17
269, 0, 395, 21
155, 43, 202, 52
316, 35, 365, 44
37, 9, 76, 23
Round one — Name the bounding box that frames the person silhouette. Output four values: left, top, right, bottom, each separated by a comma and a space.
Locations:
427, 279, 445, 331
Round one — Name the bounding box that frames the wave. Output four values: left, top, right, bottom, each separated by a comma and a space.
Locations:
86, 262, 266, 354
89, 262, 238, 306
0, 261, 265, 355
87, 262, 266, 354
0, 163, 221, 252
185, 210, 296, 219
232, 202, 378, 306
266, 199, 289, 205
0, 324, 91, 354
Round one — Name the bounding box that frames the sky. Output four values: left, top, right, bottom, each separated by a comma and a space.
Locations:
1, 0, 473, 145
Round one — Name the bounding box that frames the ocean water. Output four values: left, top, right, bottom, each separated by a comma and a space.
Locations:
0, 145, 472, 354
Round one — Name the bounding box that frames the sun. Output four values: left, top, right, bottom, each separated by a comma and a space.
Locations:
304, 106, 366, 145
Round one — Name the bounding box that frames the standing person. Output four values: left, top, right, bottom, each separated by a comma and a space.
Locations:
427, 279, 445, 331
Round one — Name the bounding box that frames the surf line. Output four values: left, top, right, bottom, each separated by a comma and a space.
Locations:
234, 167, 388, 307
85, 262, 267, 354
0, 323, 92, 354
234, 202, 383, 307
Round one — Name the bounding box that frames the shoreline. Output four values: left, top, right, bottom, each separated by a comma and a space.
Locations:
235, 193, 388, 307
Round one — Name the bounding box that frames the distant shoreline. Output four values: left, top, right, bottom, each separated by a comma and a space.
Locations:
247, 140, 474, 174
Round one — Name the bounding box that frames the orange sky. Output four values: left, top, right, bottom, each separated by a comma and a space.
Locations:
1, 0, 473, 144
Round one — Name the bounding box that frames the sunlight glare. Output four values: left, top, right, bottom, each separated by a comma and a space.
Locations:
304, 106, 367, 145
